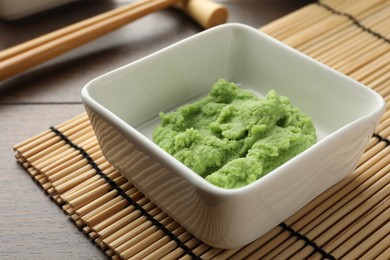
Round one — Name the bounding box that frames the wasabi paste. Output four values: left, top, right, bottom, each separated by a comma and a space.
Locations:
153, 79, 316, 189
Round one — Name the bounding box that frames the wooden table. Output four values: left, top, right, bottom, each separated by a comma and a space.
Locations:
0, 0, 312, 258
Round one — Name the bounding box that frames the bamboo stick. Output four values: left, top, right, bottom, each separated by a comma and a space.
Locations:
60, 167, 113, 200
255, 150, 388, 258
356, 62, 390, 84
120, 221, 182, 259
14, 131, 55, 153
37, 135, 98, 171
384, 94, 390, 103
23, 120, 91, 161
78, 181, 134, 219
359, 142, 387, 165
95, 198, 151, 236
107, 209, 166, 251
359, 227, 390, 259
369, 75, 390, 93
275, 171, 390, 259
74, 181, 131, 217
284, 151, 367, 226
312, 29, 373, 62
13, 113, 88, 152
329, 39, 385, 71
97, 200, 155, 240
30, 126, 94, 165
102, 206, 161, 247
162, 237, 202, 259
142, 229, 193, 259
32, 131, 95, 169
83, 197, 129, 227
295, 151, 390, 233
185, 243, 210, 258
299, 21, 356, 56
45, 144, 101, 179
337, 218, 390, 259
93, 195, 148, 236
378, 120, 390, 139
48, 150, 104, 182
349, 52, 390, 83
75, 218, 85, 228
53, 159, 110, 193
246, 230, 292, 259
52, 155, 107, 187
67, 169, 125, 210
360, 6, 390, 31
67, 181, 112, 210
365, 137, 380, 151
337, 44, 390, 75
211, 246, 241, 259
105, 249, 116, 258
283, 15, 349, 48
199, 247, 224, 259
41, 179, 52, 191
320, 196, 390, 254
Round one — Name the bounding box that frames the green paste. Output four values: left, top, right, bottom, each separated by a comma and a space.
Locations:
153, 79, 316, 189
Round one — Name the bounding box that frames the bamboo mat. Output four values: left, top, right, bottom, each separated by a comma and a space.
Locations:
14, 0, 390, 259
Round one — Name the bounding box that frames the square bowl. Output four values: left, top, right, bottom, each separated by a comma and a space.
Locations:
81, 23, 385, 249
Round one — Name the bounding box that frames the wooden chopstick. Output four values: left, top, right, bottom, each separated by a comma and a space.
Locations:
0, 0, 157, 62
0, 0, 177, 81
0, 0, 228, 81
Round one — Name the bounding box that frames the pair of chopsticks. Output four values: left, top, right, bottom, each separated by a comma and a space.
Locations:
0, 0, 227, 81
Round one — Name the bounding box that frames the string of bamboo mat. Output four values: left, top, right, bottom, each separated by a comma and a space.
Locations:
14, 0, 390, 259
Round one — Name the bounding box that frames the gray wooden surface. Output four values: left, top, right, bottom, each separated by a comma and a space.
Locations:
0, 0, 312, 258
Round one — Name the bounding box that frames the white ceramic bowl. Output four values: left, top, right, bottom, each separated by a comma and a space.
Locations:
0, 0, 78, 20
82, 23, 385, 249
